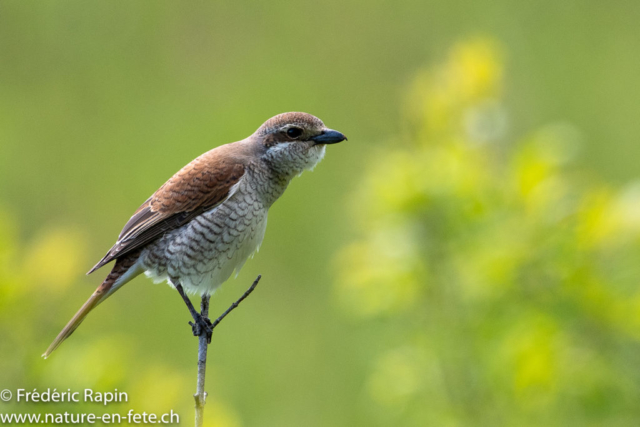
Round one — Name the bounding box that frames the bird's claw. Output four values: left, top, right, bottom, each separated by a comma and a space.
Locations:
189, 314, 213, 343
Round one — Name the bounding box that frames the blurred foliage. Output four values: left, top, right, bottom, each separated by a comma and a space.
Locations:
0, 214, 240, 427
337, 39, 640, 426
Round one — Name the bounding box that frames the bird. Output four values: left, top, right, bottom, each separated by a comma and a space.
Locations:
43, 112, 346, 358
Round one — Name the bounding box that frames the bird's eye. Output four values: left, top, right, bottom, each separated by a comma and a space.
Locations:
286, 127, 303, 139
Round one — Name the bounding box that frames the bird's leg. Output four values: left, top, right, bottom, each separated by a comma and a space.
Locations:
175, 283, 212, 342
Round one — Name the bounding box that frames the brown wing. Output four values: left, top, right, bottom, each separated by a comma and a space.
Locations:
87, 149, 246, 275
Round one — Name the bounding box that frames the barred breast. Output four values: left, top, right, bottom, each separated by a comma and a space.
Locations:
138, 166, 279, 294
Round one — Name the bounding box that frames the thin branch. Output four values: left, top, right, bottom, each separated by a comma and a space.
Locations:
194, 294, 210, 427
211, 275, 262, 330
193, 274, 262, 427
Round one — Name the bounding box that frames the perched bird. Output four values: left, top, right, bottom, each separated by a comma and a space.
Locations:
43, 112, 346, 358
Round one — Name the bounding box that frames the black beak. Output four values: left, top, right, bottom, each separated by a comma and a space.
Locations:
311, 129, 347, 145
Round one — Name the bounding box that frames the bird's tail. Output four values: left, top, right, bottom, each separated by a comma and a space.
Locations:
42, 253, 142, 359
42, 281, 111, 358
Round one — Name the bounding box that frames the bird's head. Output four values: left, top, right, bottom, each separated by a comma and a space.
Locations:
256, 112, 347, 177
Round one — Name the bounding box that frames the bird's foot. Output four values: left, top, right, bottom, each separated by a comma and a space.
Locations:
189, 314, 213, 343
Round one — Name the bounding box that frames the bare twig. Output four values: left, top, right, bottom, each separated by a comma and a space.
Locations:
211, 275, 262, 330
193, 275, 262, 427
194, 294, 210, 427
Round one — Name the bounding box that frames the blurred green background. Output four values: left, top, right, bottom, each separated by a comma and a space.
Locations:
1, 1, 640, 426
